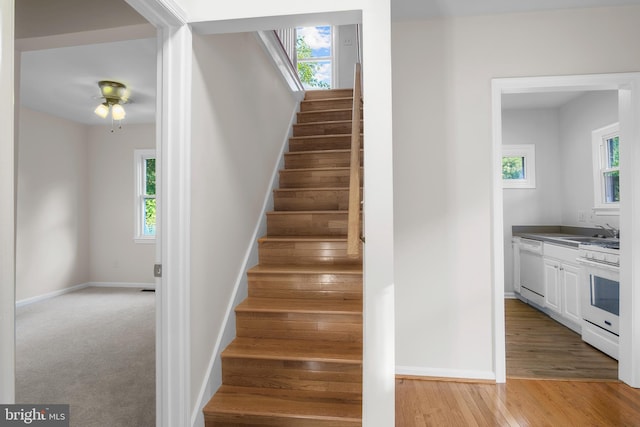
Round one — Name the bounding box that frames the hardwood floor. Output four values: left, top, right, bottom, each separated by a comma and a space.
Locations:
395, 299, 632, 426
506, 298, 617, 380
396, 377, 640, 426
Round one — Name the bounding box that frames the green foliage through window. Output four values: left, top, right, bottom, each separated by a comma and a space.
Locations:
144, 158, 156, 236
502, 156, 525, 180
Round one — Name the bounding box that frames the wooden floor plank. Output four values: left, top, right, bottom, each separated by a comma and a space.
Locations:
505, 298, 617, 380
396, 378, 640, 427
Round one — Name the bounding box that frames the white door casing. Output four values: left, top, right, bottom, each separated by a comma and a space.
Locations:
492, 73, 640, 387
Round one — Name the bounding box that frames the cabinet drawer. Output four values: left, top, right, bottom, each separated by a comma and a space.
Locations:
544, 243, 578, 264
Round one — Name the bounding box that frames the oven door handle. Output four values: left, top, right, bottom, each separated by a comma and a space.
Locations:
576, 257, 620, 272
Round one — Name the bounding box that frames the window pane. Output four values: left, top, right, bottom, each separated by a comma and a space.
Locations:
607, 136, 619, 168
145, 158, 156, 196
144, 198, 156, 236
296, 26, 332, 89
502, 156, 525, 180
603, 170, 620, 203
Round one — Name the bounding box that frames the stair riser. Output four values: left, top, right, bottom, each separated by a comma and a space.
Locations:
258, 241, 362, 265
267, 212, 357, 237
274, 189, 350, 211
206, 414, 361, 427
305, 89, 354, 100
222, 358, 362, 393
236, 312, 362, 343
289, 135, 362, 152
297, 110, 358, 124
248, 272, 362, 301
300, 98, 353, 112
293, 121, 362, 137
284, 151, 363, 169
279, 169, 362, 189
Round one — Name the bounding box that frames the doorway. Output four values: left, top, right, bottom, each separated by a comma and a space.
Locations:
13, 1, 159, 423
492, 73, 640, 387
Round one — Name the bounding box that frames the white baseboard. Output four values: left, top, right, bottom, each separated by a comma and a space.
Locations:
504, 292, 518, 299
16, 282, 156, 308
396, 365, 496, 381
88, 282, 156, 290
16, 282, 90, 308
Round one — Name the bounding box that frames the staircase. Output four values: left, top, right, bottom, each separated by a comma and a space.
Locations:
203, 88, 364, 427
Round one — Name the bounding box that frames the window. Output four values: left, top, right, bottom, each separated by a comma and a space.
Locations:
502, 145, 536, 189
134, 149, 156, 243
592, 123, 620, 215
296, 26, 333, 89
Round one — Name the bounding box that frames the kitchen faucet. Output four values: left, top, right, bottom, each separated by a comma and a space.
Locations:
597, 224, 619, 239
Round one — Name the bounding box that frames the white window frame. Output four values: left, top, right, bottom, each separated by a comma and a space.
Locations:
134, 149, 156, 243
592, 123, 620, 216
296, 25, 335, 89
502, 144, 536, 189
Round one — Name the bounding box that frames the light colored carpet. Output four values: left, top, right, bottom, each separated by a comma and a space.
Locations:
16, 287, 155, 427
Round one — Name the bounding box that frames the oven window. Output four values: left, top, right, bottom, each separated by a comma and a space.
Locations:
591, 275, 620, 316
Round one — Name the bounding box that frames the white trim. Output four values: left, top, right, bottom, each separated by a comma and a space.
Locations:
591, 122, 620, 215
0, 0, 15, 403
504, 292, 518, 299
255, 31, 305, 96
134, 149, 157, 242
15, 283, 90, 308
88, 282, 156, 290
492, 73, 640, 389
396, 366, 496, 382
124, 2, 193, 427
190, 103, 299, 427
156, 23, 192, 427
15, 283, 156, 308
502, 144, 536, 189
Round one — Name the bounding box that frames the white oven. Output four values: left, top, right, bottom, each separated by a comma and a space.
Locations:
577, 243, 619, 360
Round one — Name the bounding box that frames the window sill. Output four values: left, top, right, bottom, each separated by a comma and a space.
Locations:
134, 237, 156, 244
592, 206, 620, 216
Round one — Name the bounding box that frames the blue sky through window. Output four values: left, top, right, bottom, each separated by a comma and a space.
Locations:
297, 26, 332, 88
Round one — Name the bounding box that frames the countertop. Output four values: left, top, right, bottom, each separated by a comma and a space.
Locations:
513, 226, 618, 248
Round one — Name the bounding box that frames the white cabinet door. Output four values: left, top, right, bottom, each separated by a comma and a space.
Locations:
561, 263, 581, 324
512, 240, 521, 293
544, 259, 562, 313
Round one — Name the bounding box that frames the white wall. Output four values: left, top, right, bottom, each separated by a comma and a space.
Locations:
190, 31, 297, 416
559, 91, 619, 228
88, 123, 156, 284
335, 24, 359, 89
16, 107, 90, 301
502, 108, 563, 293
392, 5, 640, 379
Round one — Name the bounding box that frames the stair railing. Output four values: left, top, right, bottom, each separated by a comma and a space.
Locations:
347, 63, 363, 256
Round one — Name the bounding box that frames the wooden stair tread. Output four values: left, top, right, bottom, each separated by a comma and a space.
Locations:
204, 385, 362, 422
282, 167, 350, 172
258, 235, 349, 242
236, 297, 362, 314
275, 187, 350, 192
223, 337, 362, 362
267, 210, 348, 215
248, 264, 362, 275
290, 134, 363, 141
302, 97, 354, 102
285, 149, 353, 156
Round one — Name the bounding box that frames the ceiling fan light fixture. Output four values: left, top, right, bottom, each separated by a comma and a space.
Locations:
94, 80, 130, 131
111, 103, 126, 121
94, 102, 109, 119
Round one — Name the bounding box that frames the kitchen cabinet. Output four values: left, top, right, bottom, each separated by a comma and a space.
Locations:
512, 237, 521, 294
543, 243, 581, 332
543, 259, 562, 314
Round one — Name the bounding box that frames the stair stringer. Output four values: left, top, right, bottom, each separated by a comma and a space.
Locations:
190, 101, 300, 427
